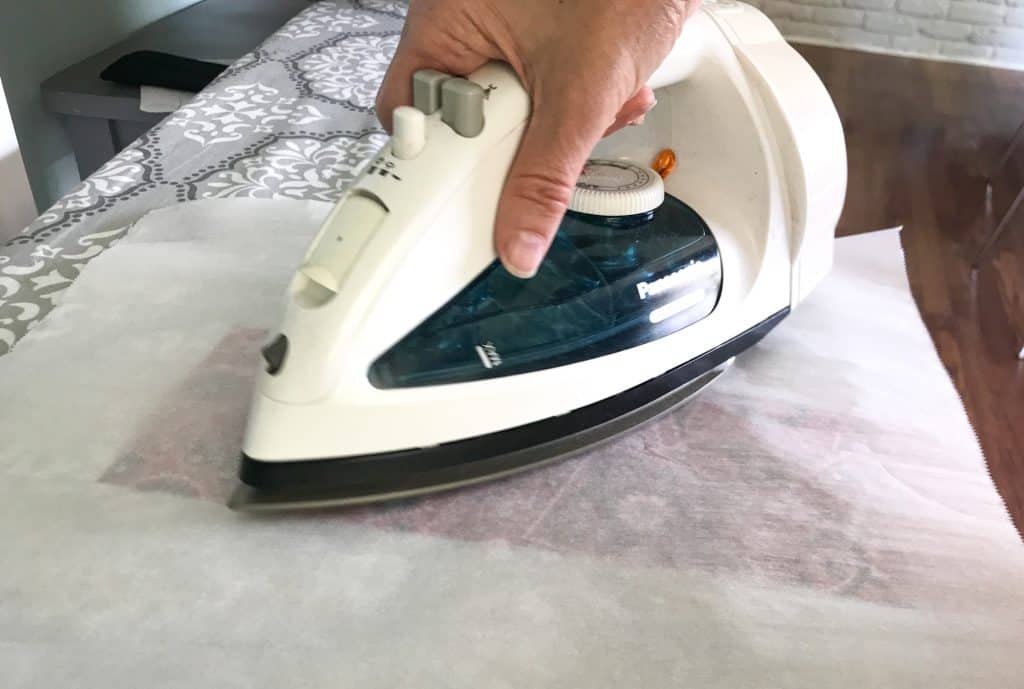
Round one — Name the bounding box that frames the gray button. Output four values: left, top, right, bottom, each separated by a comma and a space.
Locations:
441, 78, 486, 137
412, 69, 450, 114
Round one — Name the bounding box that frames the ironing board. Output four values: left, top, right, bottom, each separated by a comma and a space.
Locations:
2, 3, 1022, 687
1, 0, 406, 356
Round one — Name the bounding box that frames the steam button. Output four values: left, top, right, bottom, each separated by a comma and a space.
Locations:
413, 69, 450, 114
441, 78, 485, 137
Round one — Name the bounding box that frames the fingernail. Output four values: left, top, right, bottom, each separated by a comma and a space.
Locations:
628, 114, 646, 127
502, 232, 547, 279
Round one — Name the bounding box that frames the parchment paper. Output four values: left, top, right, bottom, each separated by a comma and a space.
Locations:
1, 199, 1021, 688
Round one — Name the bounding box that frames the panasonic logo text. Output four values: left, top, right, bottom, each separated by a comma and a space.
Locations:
636, 266, 691, 301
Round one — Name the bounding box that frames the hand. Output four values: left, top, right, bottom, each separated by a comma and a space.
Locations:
376, 0, 698, 278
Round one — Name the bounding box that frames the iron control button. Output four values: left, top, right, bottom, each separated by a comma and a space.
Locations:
299, 192, 389, 297
569, 160, 665, 217
392, 106, 426, 159
441, 78, 485, 137
412, 69, 450, 114
261, 334, 288, 375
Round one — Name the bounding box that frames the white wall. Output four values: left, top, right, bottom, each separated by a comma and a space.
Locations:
0, 0, 199, 212
0, 77, 35, 243
746, 0, 1024, 68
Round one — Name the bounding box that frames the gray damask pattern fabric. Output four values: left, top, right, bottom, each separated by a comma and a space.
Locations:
0, 0, 405, 357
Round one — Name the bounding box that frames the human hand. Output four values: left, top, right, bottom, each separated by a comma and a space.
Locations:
376, 0, 698, 278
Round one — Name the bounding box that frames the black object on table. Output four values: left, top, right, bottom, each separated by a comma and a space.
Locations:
41, 0, 312, 179
100, 51, 229, 93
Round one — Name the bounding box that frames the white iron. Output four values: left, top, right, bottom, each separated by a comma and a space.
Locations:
231, 2, 847, 510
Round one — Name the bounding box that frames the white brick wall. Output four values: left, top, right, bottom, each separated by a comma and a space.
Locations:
742, 0, 1024, 68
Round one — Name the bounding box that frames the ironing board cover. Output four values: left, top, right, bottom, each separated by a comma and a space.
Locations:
0, 0, 404, 355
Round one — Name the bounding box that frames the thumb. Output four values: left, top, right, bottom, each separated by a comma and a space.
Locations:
495, 99, 613, 279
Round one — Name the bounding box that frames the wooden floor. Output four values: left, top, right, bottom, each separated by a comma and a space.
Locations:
795, 44, 1024, 536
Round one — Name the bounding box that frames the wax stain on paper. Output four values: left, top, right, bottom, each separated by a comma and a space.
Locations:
101, 328, 267, 501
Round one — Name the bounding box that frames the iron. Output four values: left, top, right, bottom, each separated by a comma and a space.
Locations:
230, 3, 847, 511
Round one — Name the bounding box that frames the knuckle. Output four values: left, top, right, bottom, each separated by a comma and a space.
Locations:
507, 170, 576, 222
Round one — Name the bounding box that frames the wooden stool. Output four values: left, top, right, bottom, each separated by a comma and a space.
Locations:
972, 119, 1024, 359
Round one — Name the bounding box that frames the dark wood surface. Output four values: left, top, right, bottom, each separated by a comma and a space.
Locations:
795, 44, 1024, 537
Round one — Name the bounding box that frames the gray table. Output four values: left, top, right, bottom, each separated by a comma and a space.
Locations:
41, 0, 311, 178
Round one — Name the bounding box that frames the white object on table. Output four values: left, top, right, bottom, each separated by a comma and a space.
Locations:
139, 86, 197, 114
138, 59, 235, 113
